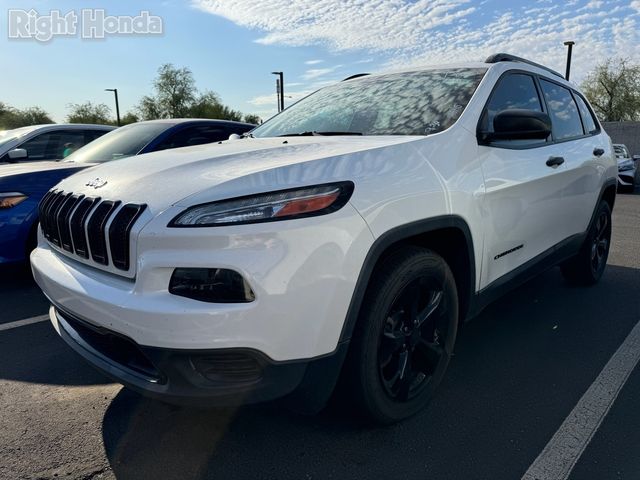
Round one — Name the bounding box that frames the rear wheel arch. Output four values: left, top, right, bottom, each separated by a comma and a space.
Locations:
339, 216, 476, 343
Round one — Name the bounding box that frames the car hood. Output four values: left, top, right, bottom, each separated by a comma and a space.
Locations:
0, 161, 91, 178
53, 136, 422, 213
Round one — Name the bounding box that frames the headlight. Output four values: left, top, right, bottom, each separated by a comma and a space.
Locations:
618, 159, 634, 172
0, 192, 28, 209
170, 181, 354, 227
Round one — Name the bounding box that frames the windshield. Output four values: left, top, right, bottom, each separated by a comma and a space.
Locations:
64, 122, 172, 164
252, 68, 486, 138
0, 126, 39, 149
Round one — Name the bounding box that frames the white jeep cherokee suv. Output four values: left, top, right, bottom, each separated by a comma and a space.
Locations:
31, 54, 617, 424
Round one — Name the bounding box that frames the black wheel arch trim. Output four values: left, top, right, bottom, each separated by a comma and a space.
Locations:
338, 215, 476, 343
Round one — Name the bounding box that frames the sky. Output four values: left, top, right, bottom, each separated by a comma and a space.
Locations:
0, 0, 639, 122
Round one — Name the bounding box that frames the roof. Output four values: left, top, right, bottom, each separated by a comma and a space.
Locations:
342, 53, 572, 87
136, 118, 256, 127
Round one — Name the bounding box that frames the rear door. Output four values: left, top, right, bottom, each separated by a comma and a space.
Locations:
478, 72, 570, 288
548, 86, 611, 236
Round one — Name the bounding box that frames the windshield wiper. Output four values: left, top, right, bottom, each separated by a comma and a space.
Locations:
241, 132, 254, 138
277, 131, 363, 137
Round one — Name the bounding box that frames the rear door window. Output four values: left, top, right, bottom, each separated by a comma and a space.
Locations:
539, 79, 584, 140
574, 94, 599, 135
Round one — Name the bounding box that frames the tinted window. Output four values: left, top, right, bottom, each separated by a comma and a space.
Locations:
252, 68, 486, 137
574, 94, 598, 135
153, 125, 230, 151
481, 73, 545, 146
64, 123, 170, 164
482, 73, 542, 132
539, 79, 584, 140
18, 130, 87, 160
85, 129, 110, 143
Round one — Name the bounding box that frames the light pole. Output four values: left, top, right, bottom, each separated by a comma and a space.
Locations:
564, 41, 575, 81
105, 88, 121, 126
271, 71, 284, 112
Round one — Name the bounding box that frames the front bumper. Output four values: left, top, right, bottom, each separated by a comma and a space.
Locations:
50, 306, 311, 405
617, 167, 637, 187
31, 202, 373, 361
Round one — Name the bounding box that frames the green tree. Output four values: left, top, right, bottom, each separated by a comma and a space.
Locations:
581, 58, 640, 122
0, 103, 53, 129
136, 64, 249, 122
67, 102, 112, 124
137, 64, 197, 119
243, 114, 262, 125
189, 91, 242, 121
120, 112, 139, 125
137, 95, 162, 121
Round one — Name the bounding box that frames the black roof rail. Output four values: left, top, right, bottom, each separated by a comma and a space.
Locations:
485, 53, 564, 79
342, 73, 370, 81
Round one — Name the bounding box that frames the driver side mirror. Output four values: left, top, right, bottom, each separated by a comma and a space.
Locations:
7, 148, 28, 162
480, 109, 552, 143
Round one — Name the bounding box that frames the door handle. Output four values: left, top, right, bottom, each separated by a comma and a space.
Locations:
546, 156, 565, 167
593, 148, 605, 157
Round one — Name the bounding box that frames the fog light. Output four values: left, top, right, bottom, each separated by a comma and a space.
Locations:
169, 268, 255, 303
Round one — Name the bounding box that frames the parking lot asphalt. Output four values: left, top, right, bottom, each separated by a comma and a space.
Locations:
1, 191, 639, 480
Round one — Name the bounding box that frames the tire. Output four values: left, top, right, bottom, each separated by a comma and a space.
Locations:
342, 247, 459, 424
561, 201, 612, 286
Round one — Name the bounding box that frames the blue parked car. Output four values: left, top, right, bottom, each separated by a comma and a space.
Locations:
0, 119, 255, 265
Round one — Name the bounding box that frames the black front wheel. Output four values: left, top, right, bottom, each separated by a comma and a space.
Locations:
343, 247, 458, 424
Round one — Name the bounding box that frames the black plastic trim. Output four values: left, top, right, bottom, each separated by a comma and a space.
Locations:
69, 197, 100, 258
87, 200, 121, 265
338, 215, 476, 342
52, 306, 320, 407
471, 233, 585, 315
108, 203, 146, 271
485, 53, 564, 79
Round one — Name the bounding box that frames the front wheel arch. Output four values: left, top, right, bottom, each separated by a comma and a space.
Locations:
338, 216, 476, 345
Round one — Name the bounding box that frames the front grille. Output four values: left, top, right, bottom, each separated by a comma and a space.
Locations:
38, 190, 146, 272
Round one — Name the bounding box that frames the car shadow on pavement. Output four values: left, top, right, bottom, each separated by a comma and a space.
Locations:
0, 264, 51, 323
101, 264, 640, 480
0, 266, 113, 387
0, 321, 114, 386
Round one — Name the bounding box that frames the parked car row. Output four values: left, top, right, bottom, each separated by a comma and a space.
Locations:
0, 119, 255, 264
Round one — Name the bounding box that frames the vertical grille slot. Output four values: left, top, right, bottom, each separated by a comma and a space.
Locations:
69, 197, 99, 259
108, 204, 146, 271
57, 195, 83, 252
86, 201, 121, 265
38, 190, 56, 240
47, 192, 70, 247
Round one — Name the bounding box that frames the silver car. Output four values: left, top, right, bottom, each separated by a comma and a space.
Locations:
614, 144, 636, 191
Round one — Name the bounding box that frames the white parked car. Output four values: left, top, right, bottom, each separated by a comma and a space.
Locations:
31, 54, 617, 424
